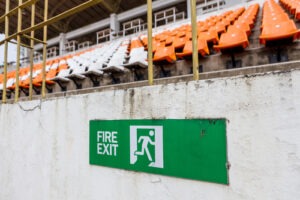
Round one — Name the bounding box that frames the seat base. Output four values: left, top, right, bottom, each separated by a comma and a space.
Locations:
83, 69, 104, 77
264, 37, 294, 47
102, 66, 125, 73
124, 61, 148, 69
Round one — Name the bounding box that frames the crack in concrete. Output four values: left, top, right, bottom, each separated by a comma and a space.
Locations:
17, 100, 42, 112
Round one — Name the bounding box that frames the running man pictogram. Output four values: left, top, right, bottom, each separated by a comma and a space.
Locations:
134, 130, 155, 162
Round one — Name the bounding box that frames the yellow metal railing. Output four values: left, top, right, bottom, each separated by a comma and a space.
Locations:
2, 0, 10, 104
41, 0, 48, 99
15, 0, 23, 102
191, 0, 199, 80
29, 3, 36, 100
147, 0, 154, 86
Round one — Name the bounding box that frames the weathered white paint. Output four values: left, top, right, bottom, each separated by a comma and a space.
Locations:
0, 69, 300, 200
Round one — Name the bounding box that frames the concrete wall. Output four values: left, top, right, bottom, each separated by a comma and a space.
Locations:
0, 69, 300, 200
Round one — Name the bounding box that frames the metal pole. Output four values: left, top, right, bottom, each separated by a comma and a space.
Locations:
15, 0, 23, 103
191, 0, 199, 80
2, 0, 10, 104
41, 0, 48, 99
187, 0, 192, 18
147, 0, 154, 85
29, 3, 35, 100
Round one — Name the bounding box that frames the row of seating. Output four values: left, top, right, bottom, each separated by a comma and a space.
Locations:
260, 0, 300, 45
0, 38, 148, 92
280, 0, 300, 19
214, 4, 259, 53
138, 7, 250, 65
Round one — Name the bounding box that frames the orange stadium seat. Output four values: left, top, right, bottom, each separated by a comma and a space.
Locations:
214, 27, 249, 52
173, 34, 189, 49
260, 20, 300, 44
260, 0, 300, 45
280, 0, 300, 19
211, 21, 228, 36
198, 30, 219, 44
153, 44, 176, 63
176, 39, 209, 59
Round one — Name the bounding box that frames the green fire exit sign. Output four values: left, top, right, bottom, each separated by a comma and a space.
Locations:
89, 119, 228, 184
